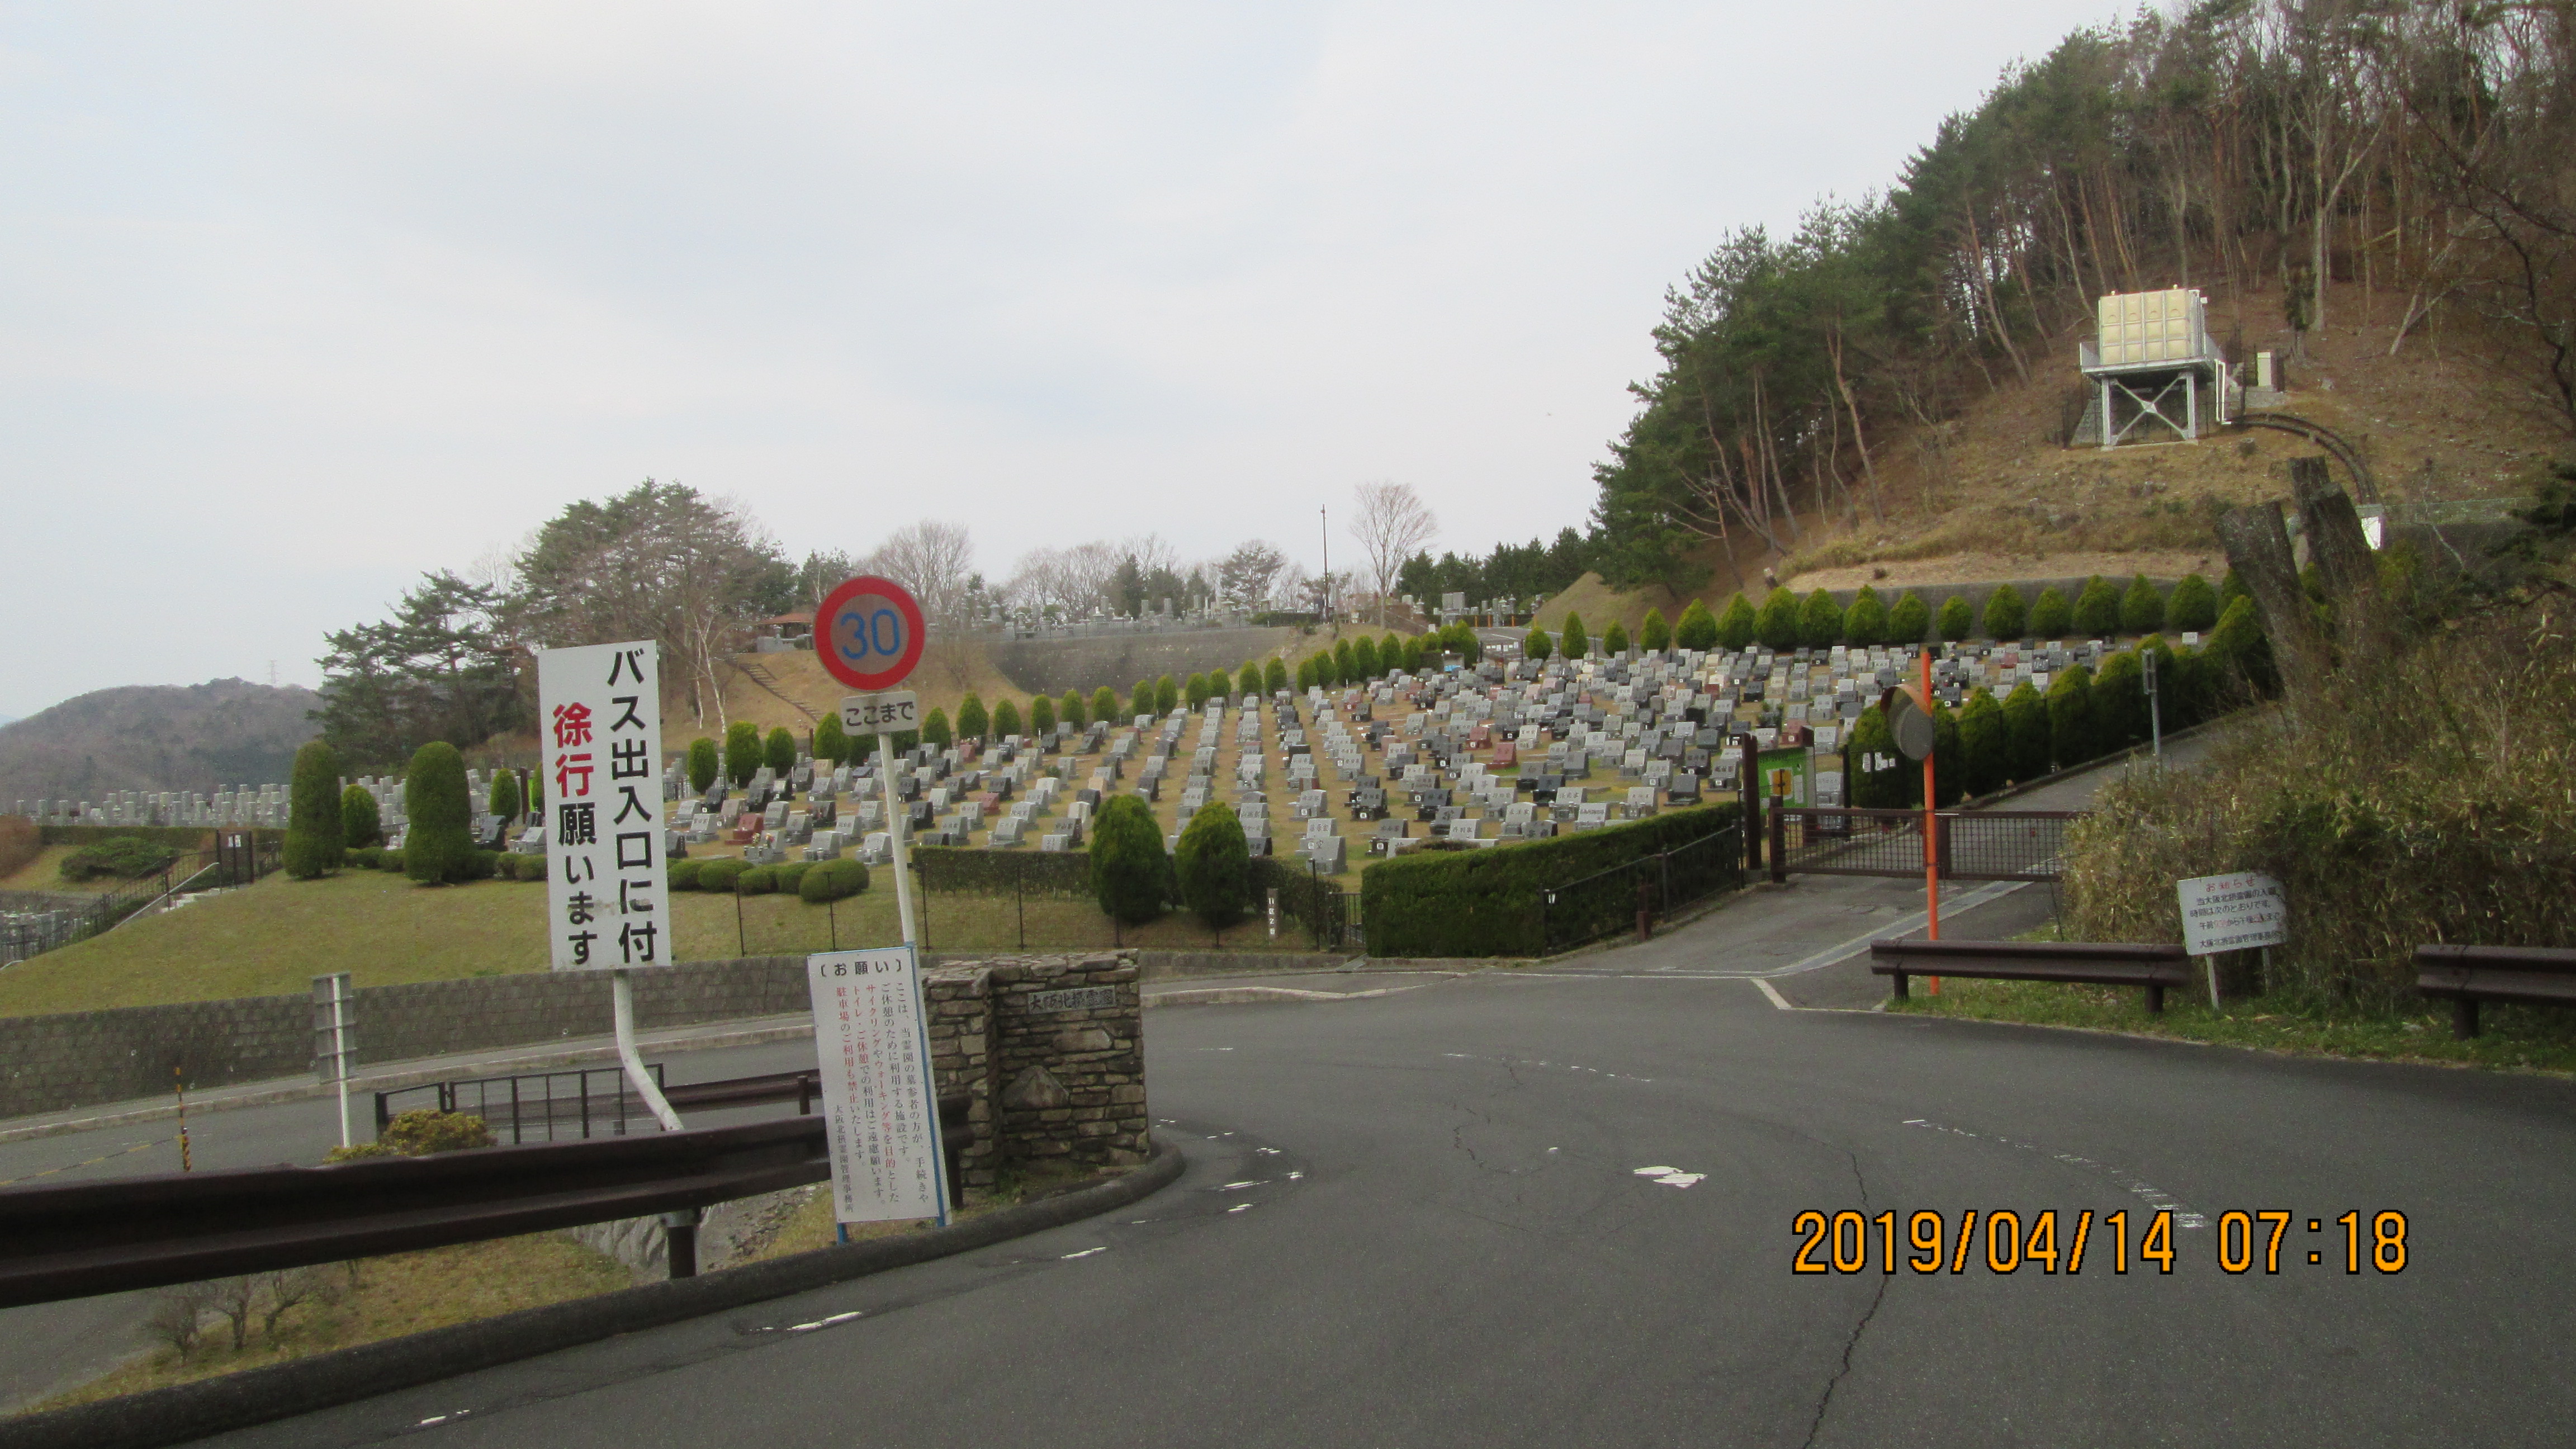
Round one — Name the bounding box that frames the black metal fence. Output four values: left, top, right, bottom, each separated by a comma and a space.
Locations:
1767, 809, 2077, 884
377, 1064, 669, 1144
1539, 825, 1744, 954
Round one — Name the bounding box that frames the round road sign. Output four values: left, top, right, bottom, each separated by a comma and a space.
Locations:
816, 576, 927, 692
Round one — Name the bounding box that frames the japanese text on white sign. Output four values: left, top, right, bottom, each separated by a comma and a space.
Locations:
539, 641, 664, 971
2177, 871, 2289, 955
807, 948, 947, 1224
840, 691, 919, 733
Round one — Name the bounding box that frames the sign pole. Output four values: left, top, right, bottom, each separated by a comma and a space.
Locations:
1921, 649, 1942, 997
880, 727, 917, 949
613, 969, 684, 1132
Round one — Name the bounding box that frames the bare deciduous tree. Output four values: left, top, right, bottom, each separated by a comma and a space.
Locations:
863, 520, 978, 624
1349, 481, 1438, 625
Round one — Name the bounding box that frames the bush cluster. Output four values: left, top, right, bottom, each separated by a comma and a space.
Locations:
59, 836, 182, 882
1361, 806, 1742, 958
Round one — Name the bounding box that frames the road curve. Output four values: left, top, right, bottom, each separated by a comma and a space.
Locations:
201, 963, 2576, 1448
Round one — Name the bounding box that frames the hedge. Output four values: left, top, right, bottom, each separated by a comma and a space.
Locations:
667, 859, 702, 890
737, 866, 778, 896
916, 845, 1093, 897
696, 859, 748, 892
801, 858, 870, 902
1360, 804, 1743, 959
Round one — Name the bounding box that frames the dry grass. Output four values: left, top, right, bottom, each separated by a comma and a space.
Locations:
0, 843, 127, 895
2061, 602, 2576, 1009
22, 1234, 631, 1413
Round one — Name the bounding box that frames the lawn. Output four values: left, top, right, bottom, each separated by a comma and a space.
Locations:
1891, 976, 2576, 1076
0, 844, 140, 896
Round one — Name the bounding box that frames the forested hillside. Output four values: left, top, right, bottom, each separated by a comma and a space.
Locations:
0, 680, 319, 806
1589, 0, 2574, 594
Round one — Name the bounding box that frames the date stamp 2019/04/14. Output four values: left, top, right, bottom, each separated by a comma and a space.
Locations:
1792, 1209, 2410, 1276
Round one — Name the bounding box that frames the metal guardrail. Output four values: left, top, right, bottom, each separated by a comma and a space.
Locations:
1869, 939, 2191, 1011
1768, 808, 2077, 884
377, 1065, 669, 1143
2414, 944, 2576, 1039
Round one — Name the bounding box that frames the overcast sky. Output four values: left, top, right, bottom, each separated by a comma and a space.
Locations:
0, 1, 2116, 719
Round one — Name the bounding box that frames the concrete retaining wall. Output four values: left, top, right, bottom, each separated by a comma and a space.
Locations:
984, 626, 1299, 699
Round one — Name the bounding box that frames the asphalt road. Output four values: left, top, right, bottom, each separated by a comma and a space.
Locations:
192, 955, 2576, 1448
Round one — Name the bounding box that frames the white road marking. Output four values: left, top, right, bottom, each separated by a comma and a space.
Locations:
1652, 1173, 1705, 1188
1060, 1247, 1106, 1260
1215, 1180, 1265, 1191
1228, 1203, 1252, 1213
1903, 1119, 2208, 1229
1753, 977, 1794, 1011
789, 1311, 865, 1331
1633, 1166, 1678, 1176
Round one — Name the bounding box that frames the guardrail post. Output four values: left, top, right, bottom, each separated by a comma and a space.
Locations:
1768, 808, 1788, 886
662, 1209, 701, 1279
1636, 876, 1654, 942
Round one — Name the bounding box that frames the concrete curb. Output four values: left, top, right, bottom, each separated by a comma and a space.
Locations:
0, 1019, 822, 1145
0, 1142, 1187, 1449
1145, 983, 1432, 1007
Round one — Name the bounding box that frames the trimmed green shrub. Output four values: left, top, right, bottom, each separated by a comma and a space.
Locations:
764, 727, 797, 777
814, 713, 848, 767
1091, 686, 1118, 723
2045, 663, 2095, 769
2002, 681, 2049, 784
1030, 694, 1056, 735
486, 768, 523, 823
1295, 656, 1319, 692
1888, 591, 1930, 643
2201, 595, 2274, 696
1090, 794, 1169, 924
736, 865, 778, 896
1155, 675, 1178, 714
2120, 574, 2166, 634
955, 694, 988, 741
1062, 689, 1087, 730
1184, 674, 1211, 710
1131, 678, 1153, 714
2028, 586, 2072, 639
1752, 590, 1797, 651
1602, 619, 1631, 656
377, 848, 406, 874
1715, 594, 1758, 651
1523, 628, 1553, 661
2167, 572, 2219, 633
1675, 598, 1719, 652
1958, 687, 2009, 798
493, 853, 520, 881
459, 849, 499, 882
688, 738, 720, 794
1561, 612, 1590, 659
2218, 569, 2250, 611
59, 836, 182, 882
774, 861, 813, 896
696, 858, 747, 892
1360, 804, 1742, 958
404, 742, 473, 885
527, 769, 542, 814
921, 708, 951, 749
991, 697, 1022, 740
724, 722, 761, 788
1263, 657, 1288, 693
1400, 637, 1425, 673
285, 740, 346, 879
1382, 634, 1405, 676
1981, 584, 2028, 641
801, 858, 869, 902
1174, 799, 1251, 929
1936, 595, 1974, 642
667, 859, 701, 891
1931, 704, 1965, 807
1846, 704, 1906, 809
2092, 649, 2148, 750
2072, 575, 2120, 636
341, 784, 382, 850
1844, 588, 1888, 646
1351, 637, 1379, 681
346, 845, 382, 870
1640, 608, 1671, 653
1798, 589, 1844, 648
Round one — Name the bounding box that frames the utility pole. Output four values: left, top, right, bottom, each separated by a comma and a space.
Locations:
1319, 505, 1332, 633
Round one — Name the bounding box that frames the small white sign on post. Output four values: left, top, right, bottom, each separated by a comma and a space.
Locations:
2177, 871, 2289, 956
538, 642, 666, 971
807, 948, 948, 1225
840, 690, 920, 733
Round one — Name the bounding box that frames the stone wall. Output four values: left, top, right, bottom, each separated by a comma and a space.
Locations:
989, 954, 1149, 1170
984, 626, 1298, 700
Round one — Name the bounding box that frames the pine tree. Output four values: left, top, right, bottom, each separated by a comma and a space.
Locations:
955, 694, 989, 741
1089, 794, 1169, 925
1561, 612, 1590, 657
285, 739, 346, 879
2166, 572, 2219, 633
2001, 681, 2049, 784
1639, 608, 1671, 653
1844, 587, 1888, 646
764, 726, 797, 776
1173, 799, 1251, 929
2045, 664, 2095, 769
724, 722, 761, 787
2072, 575, 2121, 636
403, 741, 472, 885
1715, 594, 1758, 651
1798, 589, 1845, 648
688, 738, 719, 793
2028, 586, 2072, 639
1754, 589, 1799, 650
341, 783, 382, 849
1888, 592, 1930, 643
1030, 694, 1056, 735
921, 707, 952, 749
1981, 584, 2028, 641
487, 767, 524, 821
1675, 599, 1718, 651
1062, 689, 1088, 730
2119, 574, 2166, 634
1957, 688, 2007, 797
992, 697, 1022, 739
1936, 594, 1974, 642
1523, 628, 1554, 661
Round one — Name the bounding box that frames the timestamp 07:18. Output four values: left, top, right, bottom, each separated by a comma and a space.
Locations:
1792, 1209, 2410, 1276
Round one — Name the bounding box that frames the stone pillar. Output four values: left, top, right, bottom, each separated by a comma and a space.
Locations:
990, 953, 1149, 1168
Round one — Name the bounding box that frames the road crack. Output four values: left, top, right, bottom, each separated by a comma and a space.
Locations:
1800, 1147, 1887, 1449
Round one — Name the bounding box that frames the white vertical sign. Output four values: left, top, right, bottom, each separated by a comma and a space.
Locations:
807, 948, 946, 1224
539, 641, 665, 971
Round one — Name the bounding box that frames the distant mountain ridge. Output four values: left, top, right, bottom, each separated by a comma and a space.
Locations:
0, 680, 319, 809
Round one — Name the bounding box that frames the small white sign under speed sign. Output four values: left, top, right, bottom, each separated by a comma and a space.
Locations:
806, 948, 948, 1225
840, 691, 919, 733
2177, 871, 2289, 956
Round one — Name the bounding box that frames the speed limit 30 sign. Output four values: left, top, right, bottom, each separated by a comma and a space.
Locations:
816, 576, 926, 692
